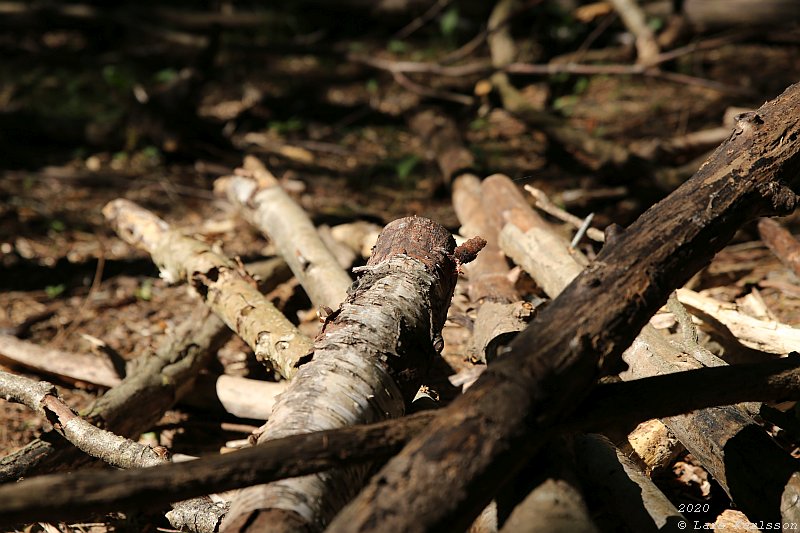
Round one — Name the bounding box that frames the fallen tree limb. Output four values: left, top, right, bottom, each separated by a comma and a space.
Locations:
3, 356, 800, 527
221, 216, 477, 532
103, 198, 312, 379
326, 83, 800, 532
0, 305, 231, 483
0, 369, 225, 532
497, 174, 798, 521
214, 156, 352, 311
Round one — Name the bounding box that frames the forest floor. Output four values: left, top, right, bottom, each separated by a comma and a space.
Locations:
3, 3, 800, 531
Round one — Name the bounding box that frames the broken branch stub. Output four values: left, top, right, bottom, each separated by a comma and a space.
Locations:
327, 82, 800, 533
221, 216, 481, 532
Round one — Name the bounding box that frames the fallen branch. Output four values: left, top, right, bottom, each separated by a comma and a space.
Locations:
0, 370, 225, 532
103, 198, 312, 379
3, 356, 800, 527
221, 216, 477, 532
326, 82, 800, 532
214, 156, 352, 311
0, 305, 230, 483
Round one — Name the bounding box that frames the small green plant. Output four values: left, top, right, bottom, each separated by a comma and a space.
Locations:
45, 284, 65, 299
268, 117, 305, 134
49, 219, 66, 232
395, 155, 420, 182
439, 7, 460, 38
387, 40, 407, 54
469, 117, 489, 131
154, 68, 179, 84
135, 278, 153, 301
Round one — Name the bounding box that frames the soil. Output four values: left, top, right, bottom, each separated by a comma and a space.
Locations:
3, 3, 800, 531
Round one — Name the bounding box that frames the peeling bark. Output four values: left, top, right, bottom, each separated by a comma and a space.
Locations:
221, 216, 466, 532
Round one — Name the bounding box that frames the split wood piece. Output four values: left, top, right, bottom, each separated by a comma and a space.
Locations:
326, 82, 800, 533
221, 216, 472, 533
497, 172, 797, 521
624, 419, 684, 474
453, 174, 531, 364
214, 157, 352, 311
608, 0, 660, 66
408, 108, 475, 187
0, 333, 122, 387
5, 356, 800, 527
573, 434, 684, 531
485, 174, 588, 298
103, 198, 312, 379
0, 370, 225, 533
676, 287, 800, 355
497, 440, 599, 533
759, 217, 800, 278
182, 374, 287, 421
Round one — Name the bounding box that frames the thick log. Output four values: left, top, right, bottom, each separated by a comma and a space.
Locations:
4, 357, 800, 527
221, 216, 466, 532
326, 83, 800, 533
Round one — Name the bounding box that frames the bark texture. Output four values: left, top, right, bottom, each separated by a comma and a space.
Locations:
326, 82, 800, 533
221, 216, 462, 532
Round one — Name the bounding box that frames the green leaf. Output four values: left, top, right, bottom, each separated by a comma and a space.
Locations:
439, 7, 459, 38
396, 155, 420, 180
135, 278, 153, 301
45, 284, 65, 299
388, 40, 407, 53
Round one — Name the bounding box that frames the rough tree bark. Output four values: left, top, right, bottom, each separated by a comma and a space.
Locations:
4, 356, 800, 527
221, 216, 478, 532
326, 82, 800, 533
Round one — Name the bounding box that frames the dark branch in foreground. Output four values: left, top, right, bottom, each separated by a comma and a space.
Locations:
2, 356, 800, 527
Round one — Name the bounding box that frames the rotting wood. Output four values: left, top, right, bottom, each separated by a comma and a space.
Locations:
326, 81, 800, 533
214, 156, 352, 311
221, 216, 478, 533
103, 198, 312, 379
759, 217, 800, 278
573, 434, 684, 531
4, 356, 800, 527
495, 172, 799, 523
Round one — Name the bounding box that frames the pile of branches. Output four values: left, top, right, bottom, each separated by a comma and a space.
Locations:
3, 76, 800, 533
